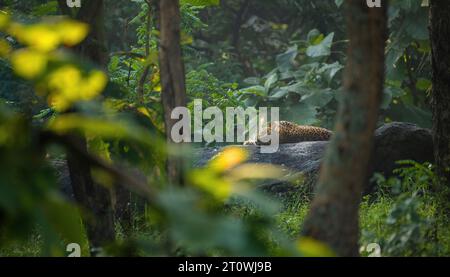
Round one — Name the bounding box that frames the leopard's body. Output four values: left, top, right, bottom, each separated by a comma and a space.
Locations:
244, 121, 333, 145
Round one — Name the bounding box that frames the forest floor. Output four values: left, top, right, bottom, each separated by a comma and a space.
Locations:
2, 188, 450, 257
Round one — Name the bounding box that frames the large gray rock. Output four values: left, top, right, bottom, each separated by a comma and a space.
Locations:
370, 122, 434, 182
54, 122, 434, 200
194, 122, 434, 196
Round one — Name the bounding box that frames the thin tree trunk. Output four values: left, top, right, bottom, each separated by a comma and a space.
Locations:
158, 0, 187, 185
59, 0, 115, 254
301, 1, 387, 257
137, 1, 153, 105
430, 1, 450, 186
230, 0, 255, 76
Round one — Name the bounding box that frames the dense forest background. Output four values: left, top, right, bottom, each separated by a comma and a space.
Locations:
0, 0, 449, 257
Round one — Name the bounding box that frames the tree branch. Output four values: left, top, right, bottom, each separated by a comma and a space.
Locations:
40, 131, 157, 203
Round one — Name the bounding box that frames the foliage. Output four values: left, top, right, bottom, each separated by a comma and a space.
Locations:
382, 0, 432, 128
0, 105, 87, 256
239, 29, 344, 128
186, 68, 241, 110
0, 13, 334, 257
361, 161, 447, 257
0, 0, 447, 258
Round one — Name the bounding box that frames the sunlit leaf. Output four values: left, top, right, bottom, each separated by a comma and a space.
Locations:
79, 70, 108, 99
46, 115, 162, 152
0, 39, 11, 57
297, 237, 336, 257
189, 169, 233, 200
46, 66, 107, 111
11, 23, 61, 52
227, 163, 286, 181
11, 49, 48, 79
209, 147, 249, 172
56, 20, 89, 46
0, 11, 10, 30
181, 32, 194, 45
306, 32, 334, 58
416, 78, 431, 91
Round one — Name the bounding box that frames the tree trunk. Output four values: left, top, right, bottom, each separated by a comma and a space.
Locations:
66, 136, 115, 253
301, 0, 387, 257
430, 1, 450, 186
158, 0, 187, 185
59, 0, 115, 254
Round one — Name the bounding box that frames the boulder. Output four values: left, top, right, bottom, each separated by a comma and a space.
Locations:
54, 122, 434, 200
195, 122, 434, 197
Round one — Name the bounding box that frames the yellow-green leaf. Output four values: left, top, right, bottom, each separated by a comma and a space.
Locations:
0, 11, 10, 30
56, 20, 89, 46
11, 49, 48, 79
0, 39, 11, 57
297, 237, 336, 257
209, 147, 249, 172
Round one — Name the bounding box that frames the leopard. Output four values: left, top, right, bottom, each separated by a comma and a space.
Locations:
243, 121, 332, 145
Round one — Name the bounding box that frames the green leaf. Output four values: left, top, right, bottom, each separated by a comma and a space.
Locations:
264, 73, 278, 92
416, 78, 431, 91
181, 0, 220, 6
269, 88, 289, 100
335, 0, 344, 8
240, 85, 267, 97
243, 77, 261, 85
306, 33, 334, 58
317, 62, 344, 83
307, 29, 322, 44
276, 46, 298, 72
300, 88, 334, 108
31, 1, 58, 16
281, 82, 309, 95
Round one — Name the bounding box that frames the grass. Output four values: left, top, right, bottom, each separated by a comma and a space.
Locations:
2, 180, 450, 257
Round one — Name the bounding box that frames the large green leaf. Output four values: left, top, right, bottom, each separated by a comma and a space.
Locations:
300, 88, 334, 108
317, 62, 344, 83
264, 73, 278, 92
269, 88, 289, 100
276, 46, 298, 72
240, 85, 267, 97
306, 33, 334, 58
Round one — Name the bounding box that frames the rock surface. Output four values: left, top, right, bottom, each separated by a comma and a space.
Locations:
194, 122, 434, 196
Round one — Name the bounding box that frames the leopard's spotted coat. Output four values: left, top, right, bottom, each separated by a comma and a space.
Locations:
244, 121, 332, 145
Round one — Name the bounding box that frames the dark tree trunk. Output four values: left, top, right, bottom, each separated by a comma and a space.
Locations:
66, 137, 115, 252
59, 0, 115, 254
301, 1, 387, 257
430, 1, 450, 186
158, 0, 187, 185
